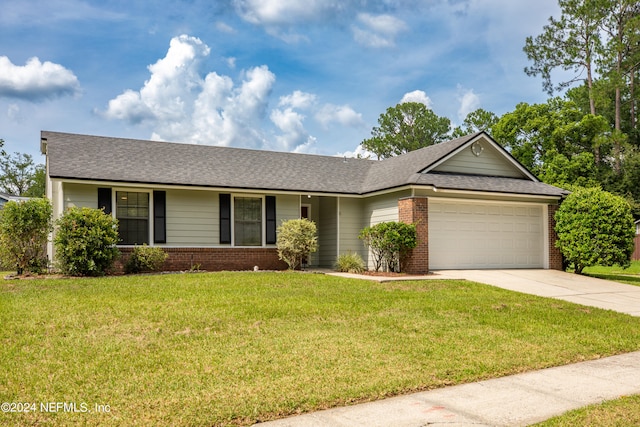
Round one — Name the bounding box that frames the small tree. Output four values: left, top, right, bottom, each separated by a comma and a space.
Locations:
276, 218, 318, 270
0, 198, 52, 274
555, 187, 635, 274
359, 222, 417, 273
55, 207, 120, 276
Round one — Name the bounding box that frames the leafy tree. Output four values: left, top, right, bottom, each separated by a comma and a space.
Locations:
359, 221, 417, 273
362, 102, 451, 159
555, 187, 635, 274
23, 164, 45, 198
540, 151, 600, 188
452, 108, 499, 138
0, 152, 44, 196
0, 198, 52, 274
523, 0, 606, 114
54, 207, 120, 276
492, 98, 610, 174
276, 218, 318, 270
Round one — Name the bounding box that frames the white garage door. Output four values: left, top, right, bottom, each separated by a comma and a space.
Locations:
429, 200, 545, 269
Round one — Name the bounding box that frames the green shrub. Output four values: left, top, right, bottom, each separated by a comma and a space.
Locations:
359, 221, 417, 272
276, 218, 318, 270
54, 207, 120, 276
125, 245, 168, 274
334, 252, 366, 273
0, 198, 52, 275
555, 187, 635, 274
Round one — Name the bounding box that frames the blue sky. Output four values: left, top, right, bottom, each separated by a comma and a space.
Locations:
1, 0, 560, 162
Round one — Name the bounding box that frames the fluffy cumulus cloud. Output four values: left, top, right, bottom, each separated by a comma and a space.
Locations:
102, 34, 362, 152
352, 13, 408, 48
0, 56, 80, 101
456, 86, 480, 120
103, 35, 277, 148
400, 90, 433, 108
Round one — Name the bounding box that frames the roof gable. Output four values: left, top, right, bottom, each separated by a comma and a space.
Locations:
423, 133, 536, 181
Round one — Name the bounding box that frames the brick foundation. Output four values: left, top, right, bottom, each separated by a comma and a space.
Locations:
398, 197, 429, 274
547, 204, 564, 270
115, 247, 288, 273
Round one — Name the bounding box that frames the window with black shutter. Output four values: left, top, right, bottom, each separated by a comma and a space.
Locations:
220, 194, 231, 244
98, 188, 112, 214
265, 195, 276, 244
153, 191, 166, 244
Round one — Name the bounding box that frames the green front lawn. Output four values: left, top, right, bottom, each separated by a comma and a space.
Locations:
583, 260, 640, 286
2, 272, 640, 426
534, 394, 640, 426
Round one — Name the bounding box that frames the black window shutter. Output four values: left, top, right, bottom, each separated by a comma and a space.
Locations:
220, 194, 231, 244
153, 191, 166, 244
97, 188, 112, 214
265, 195, 276, 244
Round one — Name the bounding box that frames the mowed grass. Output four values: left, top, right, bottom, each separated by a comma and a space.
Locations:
2, 272, 640, 426
583, 261, 640, 286
534, 395, 640, 426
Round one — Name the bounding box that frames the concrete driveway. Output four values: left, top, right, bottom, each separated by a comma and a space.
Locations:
434, 269, 640, 317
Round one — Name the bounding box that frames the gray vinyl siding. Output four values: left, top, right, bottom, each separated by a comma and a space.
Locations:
63, 183, 98, 209
432, 144, 525, 178
318, 197, 337, 267
165, 190, 217, 245
338, 197, 365, 257
364, 191, 408, 226
276, 194, 300, 225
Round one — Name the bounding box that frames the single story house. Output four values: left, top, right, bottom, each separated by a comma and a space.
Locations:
0, 192, 30, 209
41, 130, 568, 273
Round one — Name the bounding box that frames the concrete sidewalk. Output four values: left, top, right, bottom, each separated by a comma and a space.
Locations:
255, 351, 640, 426
255, 269, 640, 426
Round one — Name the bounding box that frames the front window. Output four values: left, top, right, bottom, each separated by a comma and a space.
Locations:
116, 191, 149, 245
234, 197, 262, 246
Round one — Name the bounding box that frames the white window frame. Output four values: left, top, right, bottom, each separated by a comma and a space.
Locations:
113, 188, 154, 246
231, 194, 265, 247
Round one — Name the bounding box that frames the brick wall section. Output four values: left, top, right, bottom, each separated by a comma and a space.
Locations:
547, 204, 564, 270
115, 247, 288, 273
398, 197, 429, 274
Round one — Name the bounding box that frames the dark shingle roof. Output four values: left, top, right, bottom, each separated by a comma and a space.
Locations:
42, 131, 567, 197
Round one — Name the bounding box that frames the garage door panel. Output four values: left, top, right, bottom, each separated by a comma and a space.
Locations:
429, 200, 544, 269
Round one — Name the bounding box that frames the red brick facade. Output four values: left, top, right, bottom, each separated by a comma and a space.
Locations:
398, 197, 429, 274
547, 204, 564, 270
115, 247, 287, 273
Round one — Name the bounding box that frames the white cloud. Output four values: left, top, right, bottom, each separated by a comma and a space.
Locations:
233, 0, 340, 26
336, 144, 375, 159
457, 86, 480, 120
279, 90, 316, 109
400, 90, 433, 108
352, 13, 407, 48
102, 34, 276, 148
270, 107, 316, 152
315, 104, 364, 128
0, 56, 80, 101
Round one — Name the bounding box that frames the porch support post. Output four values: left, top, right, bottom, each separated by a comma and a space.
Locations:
398, 197, 429, 274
